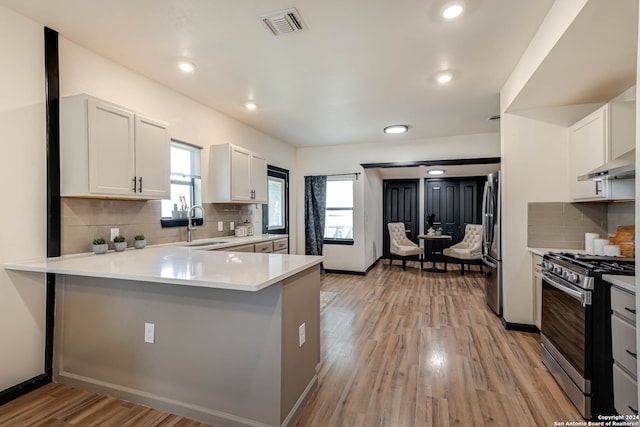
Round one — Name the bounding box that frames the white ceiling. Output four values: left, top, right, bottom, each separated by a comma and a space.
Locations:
0, 0, 555, 147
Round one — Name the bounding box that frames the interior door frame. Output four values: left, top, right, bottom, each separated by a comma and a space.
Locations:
382, 179, 419, 259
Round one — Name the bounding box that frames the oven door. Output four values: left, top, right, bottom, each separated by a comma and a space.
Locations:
541, 271, 593, 417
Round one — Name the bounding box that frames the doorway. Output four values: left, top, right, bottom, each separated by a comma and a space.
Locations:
382, 179, 419, 259
262, 165, 289, 236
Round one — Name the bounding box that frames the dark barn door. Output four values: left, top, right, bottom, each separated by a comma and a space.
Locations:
425, 178, 482, 245
383, 179, 419, 259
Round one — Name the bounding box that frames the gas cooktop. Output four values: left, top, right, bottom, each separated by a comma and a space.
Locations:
546, 252, 635, 275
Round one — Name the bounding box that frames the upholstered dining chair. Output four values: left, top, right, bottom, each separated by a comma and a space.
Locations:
387, 222, 424, 271
443, 224, 483, 275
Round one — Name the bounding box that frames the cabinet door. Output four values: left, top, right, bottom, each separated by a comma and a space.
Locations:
609, 100, 636, 159
532, 254, 543, 329
570, 106, 608, 200
134, 115, 170, 198
251, 153, 268, 203
230, 146, 252, 201
88, 99, 136, 196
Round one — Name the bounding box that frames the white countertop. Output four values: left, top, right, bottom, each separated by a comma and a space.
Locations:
5, 243, 322, 292
178, 234, 288, 250
529, 247, 587, 257
603, 274, 636, 294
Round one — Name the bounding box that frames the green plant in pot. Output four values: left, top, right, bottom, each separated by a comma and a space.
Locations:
92, 237, 108, 254
435, 226, 443, 236
113, 235, 127, 252
134, 234, 146, 249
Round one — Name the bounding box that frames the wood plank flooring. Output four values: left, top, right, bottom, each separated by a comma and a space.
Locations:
0, 260, 582, 426
295, 260, 582, 426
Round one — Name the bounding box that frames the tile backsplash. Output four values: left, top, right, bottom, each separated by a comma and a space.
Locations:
62, 198, 257, 255
528, 202, 607, 249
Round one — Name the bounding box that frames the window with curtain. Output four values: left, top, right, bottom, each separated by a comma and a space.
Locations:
161, 141, 202, 223
324, 177, 354, 243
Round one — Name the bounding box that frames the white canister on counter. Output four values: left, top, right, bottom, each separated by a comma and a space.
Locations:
594, 238, 609, 256
603, 245, 621, 257
585, 233, 599, 254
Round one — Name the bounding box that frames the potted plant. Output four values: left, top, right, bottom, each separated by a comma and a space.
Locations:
134, 234, 146, 249
435, 226, 443, 236
113, 235, 127, 252
92, 237, 108, 254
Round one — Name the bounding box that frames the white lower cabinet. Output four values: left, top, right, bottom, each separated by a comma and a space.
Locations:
610, 284, 638, 416
61, 94, 170, 199
532, 254, 543, 329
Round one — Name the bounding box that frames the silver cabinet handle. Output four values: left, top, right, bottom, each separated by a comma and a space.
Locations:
626, 349, 638, 359
138, 177, 143, 193
625, 307, 637, 315
132, 177, 137, 192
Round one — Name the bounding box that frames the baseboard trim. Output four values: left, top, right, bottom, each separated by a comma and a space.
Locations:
324, 257, 382, 276
0, 374, 51, 405
502, 319, 539, 333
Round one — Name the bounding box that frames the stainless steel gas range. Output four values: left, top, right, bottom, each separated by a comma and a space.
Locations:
540, 252, 635, 419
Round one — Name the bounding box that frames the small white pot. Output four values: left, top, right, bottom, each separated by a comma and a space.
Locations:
134, 239, 146, 249
92, 243, 108, 254
114, 241, 127, 252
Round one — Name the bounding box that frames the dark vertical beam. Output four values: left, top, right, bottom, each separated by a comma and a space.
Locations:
44, 26, 60, 379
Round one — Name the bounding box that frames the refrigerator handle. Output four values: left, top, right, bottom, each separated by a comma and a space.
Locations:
482, 256, 497, 268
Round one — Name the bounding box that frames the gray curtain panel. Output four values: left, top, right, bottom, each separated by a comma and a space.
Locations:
304, 175, 327, 256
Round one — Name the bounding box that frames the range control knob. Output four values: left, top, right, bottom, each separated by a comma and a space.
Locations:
567, 272, 579, 283
554, 266, 562, 275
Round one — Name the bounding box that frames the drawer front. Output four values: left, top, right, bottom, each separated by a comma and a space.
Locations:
611, 286, 636, 324
612, 314, 638, 376
613, 363, 639, 416
228, 243, 256, 253
274, 248, 288, 254
254, 241, 273, 253
273, 238, 288, 251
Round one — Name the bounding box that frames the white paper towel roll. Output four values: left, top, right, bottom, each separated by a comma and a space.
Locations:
594, 238, 609, 256
604, 245, 621, 256
585, 233, 599, 254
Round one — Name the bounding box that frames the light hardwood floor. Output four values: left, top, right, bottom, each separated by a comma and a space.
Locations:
295, 260, 582, 426
0, 260, 581, 426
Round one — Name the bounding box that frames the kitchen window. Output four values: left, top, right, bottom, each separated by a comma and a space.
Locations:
324, 177, 354, 244
262, 165, 289, 234
160, 140, 202, 227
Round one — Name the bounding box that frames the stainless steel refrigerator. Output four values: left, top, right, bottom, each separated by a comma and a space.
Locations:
482, 172, 502, 316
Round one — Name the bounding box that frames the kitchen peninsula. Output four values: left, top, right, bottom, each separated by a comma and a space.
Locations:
5, 246, 323, 427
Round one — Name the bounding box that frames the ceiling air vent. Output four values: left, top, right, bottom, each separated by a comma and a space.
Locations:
259, 8, 307, 36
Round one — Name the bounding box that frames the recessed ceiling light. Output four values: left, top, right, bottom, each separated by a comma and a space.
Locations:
178, 62, 195, 72
441, 1, 465, 20
245, 102, 257, 110
428, 169, 445, 176
384, 125, 409, 134
436, 71, 453, 84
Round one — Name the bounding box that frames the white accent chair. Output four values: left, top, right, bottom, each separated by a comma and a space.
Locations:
387, 222, 424, 270
443, 224, 483, 275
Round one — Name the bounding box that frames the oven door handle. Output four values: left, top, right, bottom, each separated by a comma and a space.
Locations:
543, 272, 591, 306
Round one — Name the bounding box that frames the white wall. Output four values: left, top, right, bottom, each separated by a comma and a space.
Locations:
500, 114, 570, 324
58, 39, 298, 251
0, 6, 47, 390
296, 133, 500, 271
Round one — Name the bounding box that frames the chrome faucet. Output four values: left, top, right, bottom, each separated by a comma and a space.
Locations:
187, 205, 205, 243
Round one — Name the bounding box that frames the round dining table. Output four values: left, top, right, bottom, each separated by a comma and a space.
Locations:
418, 234, 452, 272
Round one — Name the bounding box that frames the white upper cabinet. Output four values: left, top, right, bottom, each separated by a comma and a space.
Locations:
569, 99, 635, 202
61, 94, 170, 199
207, 144, 268, 203
570, 105, 608, 200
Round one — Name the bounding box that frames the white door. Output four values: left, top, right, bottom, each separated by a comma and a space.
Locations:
251, 154, 268, 203
571, 106, 608, 200
88, 99, 136, 196
230, 146, 252, 201
135, 115, 170, 198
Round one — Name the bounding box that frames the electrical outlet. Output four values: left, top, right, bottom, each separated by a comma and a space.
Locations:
144, 322, 155, 344
230, 221, 235, 231
217, 221, 224, 231
298, 323, 306, 347
110, 228, 119, 241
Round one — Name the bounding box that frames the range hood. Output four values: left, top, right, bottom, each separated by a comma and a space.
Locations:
578, 149, 635, 181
